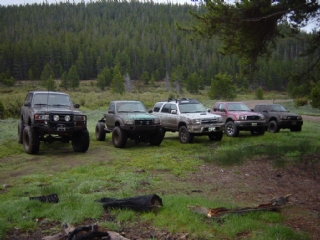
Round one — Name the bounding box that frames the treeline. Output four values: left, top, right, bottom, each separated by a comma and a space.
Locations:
0, 0, 318, 94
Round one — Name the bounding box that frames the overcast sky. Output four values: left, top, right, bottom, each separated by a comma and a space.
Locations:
0, 0, 192, 6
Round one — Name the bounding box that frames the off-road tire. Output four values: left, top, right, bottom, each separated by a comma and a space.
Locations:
250, 127, 265, 136
225, 121, 239, 137
268, 120, 279, 133
18, 120, 24, 144
149, 128, 164, 146
112, 126, 127, 148
72, 129, 90, 152
95, 122, 106, 141
179, 125, 194, 143
23, 126, 40, 154
290, 125, 302, 132
208, 131, 223, 141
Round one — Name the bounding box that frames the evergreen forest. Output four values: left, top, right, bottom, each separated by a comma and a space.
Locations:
0, 0, 319, 96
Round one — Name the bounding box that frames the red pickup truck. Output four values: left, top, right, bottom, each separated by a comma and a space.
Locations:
212, 102, 266, 137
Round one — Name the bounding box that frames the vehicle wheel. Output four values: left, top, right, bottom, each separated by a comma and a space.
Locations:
225, 121, 239, 137
112, 126, 127, 148
150, 128, 164, 146
72, 129, 90, 152
290, 125, 302, 132
250, 127, 265, 136
208, 131, 223, 141
179, 125, 193, 143
18, 120, 24, 144
268, 120, 279, 133
95, 122, 106, 141
23, 126, 40, 154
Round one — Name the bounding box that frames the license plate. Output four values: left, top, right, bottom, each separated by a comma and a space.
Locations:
57, 124, 66, 131
252, 123, 257, 126
209, 127, 215, 132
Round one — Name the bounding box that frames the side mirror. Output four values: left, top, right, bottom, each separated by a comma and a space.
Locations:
24, 101, 31, 107
171, 110, 177, 114
213, 108, 217, 112
149, 110, 153, 113
207, 109, 211, 113
74, 104, 80, 108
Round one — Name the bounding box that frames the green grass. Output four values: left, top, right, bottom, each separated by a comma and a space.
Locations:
0, 84, 319, 239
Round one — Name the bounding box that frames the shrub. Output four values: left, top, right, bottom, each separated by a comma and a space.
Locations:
255, 87, 264, 100
294, 98, 308, 107
310, 85, 320, 109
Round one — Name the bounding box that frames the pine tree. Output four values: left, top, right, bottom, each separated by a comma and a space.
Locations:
111, 64, 125, 94
68, 65, 80, 90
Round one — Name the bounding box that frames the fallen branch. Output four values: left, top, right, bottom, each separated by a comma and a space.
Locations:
42, 223, 129, 240
188, 194, 292, 218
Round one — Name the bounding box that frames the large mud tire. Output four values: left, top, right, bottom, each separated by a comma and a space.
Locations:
72, 129, 90, 152
112, 127, 127, 148
18, 120, 24, 144
225, 121, 239, 137
208, 131, 223, 141
95, 122, 106, 141
179, 125, 193, 143
23, 126, 40, 154
149, 128, 164, 146
268, 120, 279, 133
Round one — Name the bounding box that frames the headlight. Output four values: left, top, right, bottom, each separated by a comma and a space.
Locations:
154, 118, 160, 124
280, 115, 287, 120
217, 117, 223, 122
64, 115, 71, 121
34, 114, 49, 120
259, 114, 265, 120
191, 119, 201, 124
297, 116, 302, 120
53, 115, 59, 121
124, 119, 134, 125
236, 115, 246, 120
74, 115, 86, 121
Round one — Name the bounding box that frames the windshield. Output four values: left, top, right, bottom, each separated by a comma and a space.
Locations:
33, 94, 72, 107
179, 103, 207, 113
116, 102, 147, 113
270, 105, 288, 112
226, 103, 251, 111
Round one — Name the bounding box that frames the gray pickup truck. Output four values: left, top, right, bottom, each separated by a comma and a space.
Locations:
253, 104, 303, 132
151, 98, 224, 143
95, 100, 163, 148
18, 91, 89, 154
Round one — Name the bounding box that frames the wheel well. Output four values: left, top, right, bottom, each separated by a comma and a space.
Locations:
115, 121, 120, 127
28, 118, 32, 126
226, 118, 234, 123
269, 117, 277, 122
178, 122, 186, 129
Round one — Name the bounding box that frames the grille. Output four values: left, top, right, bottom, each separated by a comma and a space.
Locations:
201, 119, 218, 124
134, 120, 153, 125
287, 116, 298, 120
247, 115, 260, 120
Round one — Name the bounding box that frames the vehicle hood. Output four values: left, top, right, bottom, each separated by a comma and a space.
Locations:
273, 111, 301, 118
183, 112, 221, 119
119, 113, 157, 120
33, 106, 83, 115
229, 111, 261, 116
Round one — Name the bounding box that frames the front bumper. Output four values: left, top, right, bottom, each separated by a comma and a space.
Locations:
121, 124, 161, 134
187, 122, 224, 134
234, 120, 266, 130
278, 120, 303, 128
33, 121, 87, 134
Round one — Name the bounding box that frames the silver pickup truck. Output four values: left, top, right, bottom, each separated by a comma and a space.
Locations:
151, 98, 224, 143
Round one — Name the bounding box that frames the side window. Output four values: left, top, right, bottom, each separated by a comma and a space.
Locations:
170, 104, 177, 113
25, 93, 32, 102
260, 105, 267, 111
109, 102, 115, 112
153, 102, 163, 112
218, 104, 225, 112
161, 103, 170, 113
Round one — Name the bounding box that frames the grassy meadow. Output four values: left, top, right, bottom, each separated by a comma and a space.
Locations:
0, 81, 319, 239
